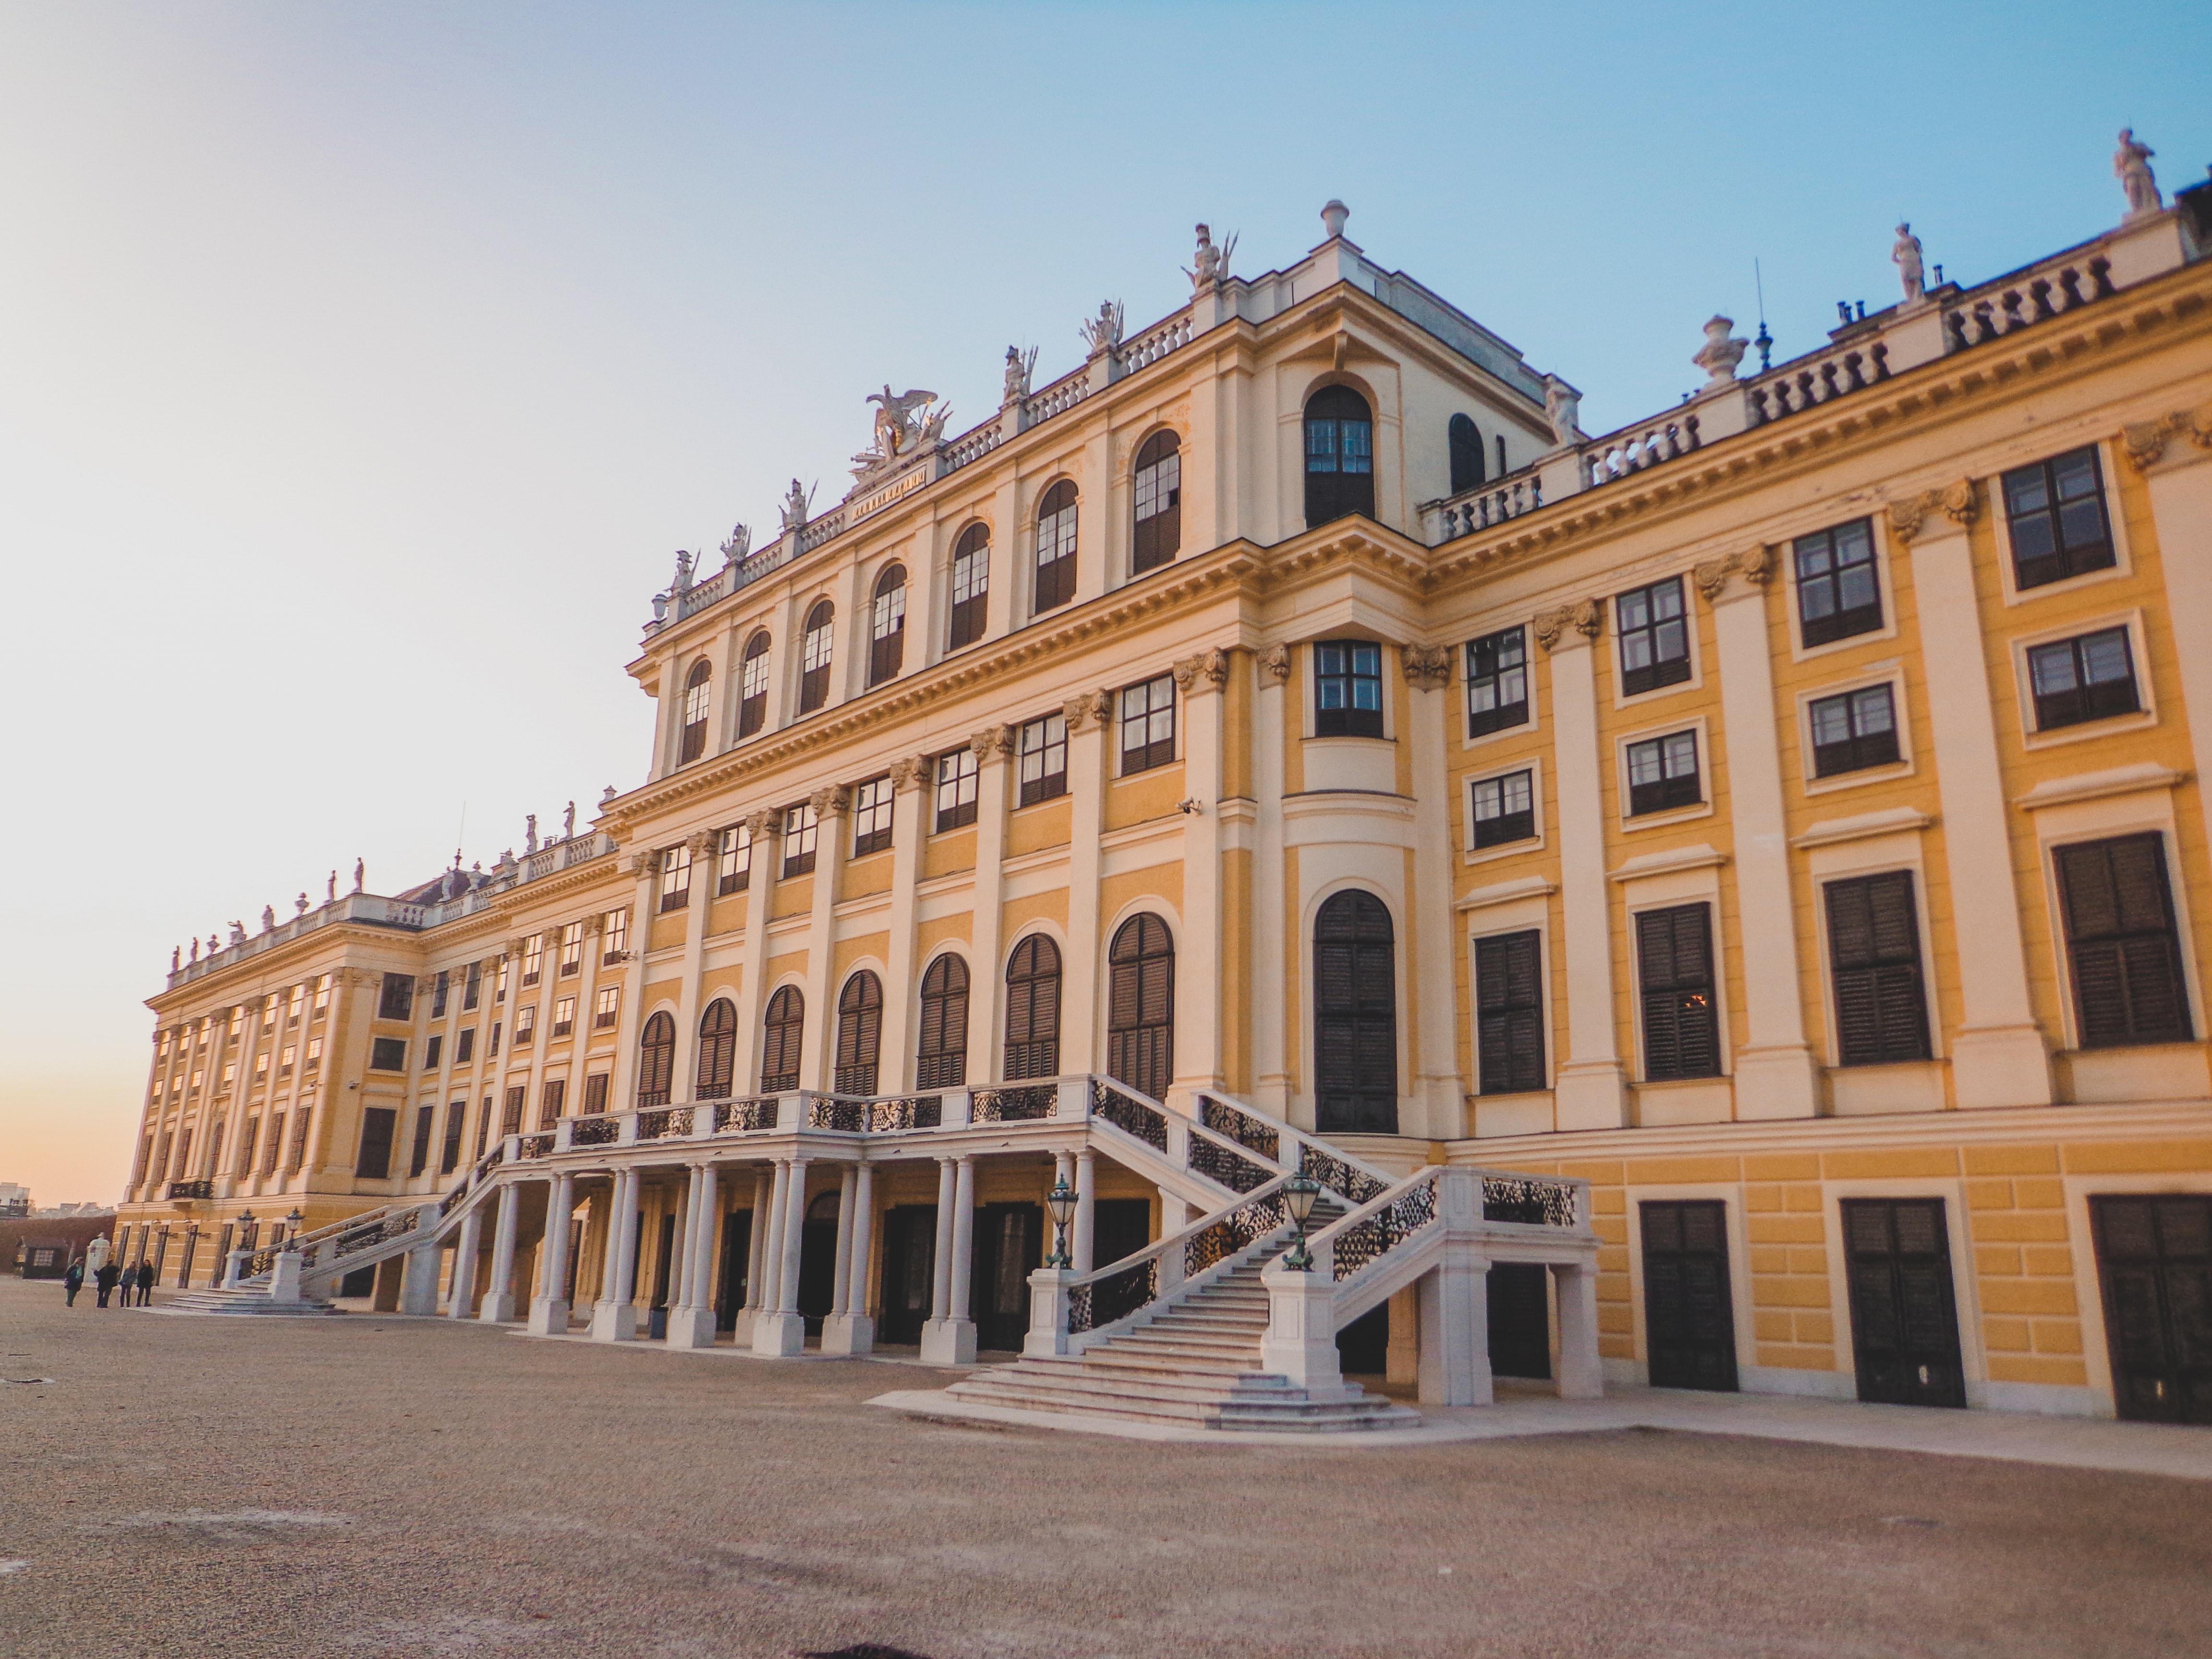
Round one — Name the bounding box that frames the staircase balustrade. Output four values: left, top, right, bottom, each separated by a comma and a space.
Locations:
1193, 1090, 1395, 1205
1056, 1173, 1301, 1343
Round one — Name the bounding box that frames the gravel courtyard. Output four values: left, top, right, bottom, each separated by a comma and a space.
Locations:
2, 1277, 2207, 1659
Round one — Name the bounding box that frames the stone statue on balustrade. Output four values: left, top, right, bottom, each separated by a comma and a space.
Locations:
563, 801, 577, 840
2116, 129, 2162, 219
1081, 299, 1125, 357
780, 479, 813, 534
1185, 223, 1236, 295
170, 945, 180, 972
261, 905, 276, 932
1002, 345, 1036, 406
295, 892, 309, 916
1542, 375, 1584, 448
228, 921, 245, 946
352, 858, 364, 892
1892, 223, 1926, 304
670, 548, 693, 594
188, 938, 199, 964
1692, 316, 1748, 387
326, 870, 337, 902
525, 815, 539, 854
719, 523, 749, 566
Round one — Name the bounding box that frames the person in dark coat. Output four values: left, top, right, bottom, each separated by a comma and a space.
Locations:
135, 1260, 156, 1306
63, 1260, 84, 1306
93, 1261, 120, 1307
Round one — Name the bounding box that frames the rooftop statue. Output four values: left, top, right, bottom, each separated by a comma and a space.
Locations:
228, 921, 245, 946
779, 478, 814, 533
1081, 299, 1125, 356
1893, 223, 1926, 304
525, 814, 539, 854
719, 522, 750, 565
1002, 345, 1037, 406
1542, 375, 1584, 448
860, 386, 945, 471
353, 857, 364, 892
670, 548, 694, 593
563, 800, 577, 840
2116, 128, 2162, 219
1185, 222, 1237, 295
1692, 316, 1749, 387
261, 905, 276, 932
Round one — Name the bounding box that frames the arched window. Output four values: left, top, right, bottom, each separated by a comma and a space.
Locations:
1034, 481, 1078, 613
798, 601, 834, 713
1448, 413, 1485, 494
868, 565, 906, 687
760, 986, 804, 1093
1313, 891, 1397, 1134
1132, 431, 1182, 573
637, 1010, 676, 1107
834, 971, 884, 1095
1106, 914, 1174, 1100
738, 631, 771, 738
678, 659, 712, 764
1003, 935, 1062, 1081
697, 998, 737, 1100
948, 524, 989, 651
916, 954, 969, 1088
1304, 385, 1374, 528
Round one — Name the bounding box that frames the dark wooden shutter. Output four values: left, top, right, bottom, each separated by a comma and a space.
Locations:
2091, 1195, 2212, 1424
1476, 930, 1546, 1094
1004, 936, 1062, 1080
1637, 905, 1720, 1081
835, 973, 883, 1095
1641, 1200, 1739, 1392
355, 1107, 397, 1180
697, 998, 736, 1098
760, 987, 803, 1093
1107, 914, 1174, 1099
1313, 892, 1398, 1133
2056, 835, 2191, 1047
409, 1106, 435, 1176
1843, 1198, 1966, 1407
637, 1011, 675, 1106
1824, 873, 1932, 1066
916, 955, 968, 1088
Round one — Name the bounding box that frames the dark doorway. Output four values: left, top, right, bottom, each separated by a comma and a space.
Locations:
970, 1202, 1042, 1352
1843, 1198, 1966, 1407
879, 1205, 937, 1346
1092, 1198, 1152, 1270
1337, 1301, 1389, 1376
2091, 1194, 2212, 1424
1488, 1262, 1551, 1380
651, 1213, 677, 1309
1641, 1201, 1740, 1392
716, 1208, 752, 1332
1313, 890, 1398, 1134
797, 1191, 841, 1336
339, 1266, 375, 1298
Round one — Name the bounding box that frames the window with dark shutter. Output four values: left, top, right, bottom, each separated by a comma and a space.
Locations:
1824, 873, 1932, 1066
678, 658, 712, 763
1106, 914, 1174, 1099
1313, 892, 1398, 1133
1637, 905, 1721, 1081
2056, 834, 2192, 1047
439, 1100, 467, 1172
637, 1011, 675, 1106
1465, 626, 1528, 737
537, 1077, 565, 1130
1808, 684, 1901, 777
1034, 482, 1078, 611
580, 1072, 609, 1115
1132, 431, 1182, 573
1303, 386, 1374, 527
1314, 641, 1384, 737
948, 523, 990, 648
798, 600, 834, 713
1793, 518, 1883, 646
2002, 446, 2115, 589
409, 1105, 435, 1177
833, 972, 883, 1095
356, 1107, 397, 1180
1003, 935, 1062, 1080
696, 998, 737, 1099
369, 1037, 407, 1072
737, 631, 771, 737
1448, 413, 1485, 494
501, 1086, 524, 1134
916, 954, 969, 1088
759, 986, 805, 1092
2027, 627, 2140, 731
1476, 929, 1546, 1094
1616, 578, 1692, 696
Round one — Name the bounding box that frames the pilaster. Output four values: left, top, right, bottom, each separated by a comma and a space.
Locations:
733, 812, 781, 1092
606, 855, 658, 1110
1171, 650, 1230, 1098
877, 757, 933, 1087
1060, 692, 1113, 1075
1251, 645, 1291, 1115
799, 787, 851, 1091
963, 728, 1012, 1077
1401, 644, 1462, 1135
668, 829, 721, 1104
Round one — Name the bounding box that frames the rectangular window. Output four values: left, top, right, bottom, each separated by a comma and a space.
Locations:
1793, 518, 1883, 646
462, 962, 481, 1011
489, 1021, 501, 1058
501, 1087, 525, 1135
261, 995, 277, 1030
552, 997, 575, 1038
473, 1096, 490, 1160
1465, 626, 1529, 737
1616, 577, 1692, 696
659, 844, 693, 912
287, 984, 304, 1023
227, 1006, 242, 1040
582, 1071, 611, 1114
378, 972, 414, 1022
2055, 834, 2192, 1047
593, 987, 619, 1030
313, 974, 331, 1015
1119, 675, 1176, 775
1017, 713, 1069, 806
369, 1036, 407, 1072
538, 1077, 565, 1130
494, 959, 508, 1003
781, 803, 818, 877
935, 747, 979, 831
852, 776, 894, 857
717, 824, 752, 894
253, 1051, 269, 1082
1626, 731, 1702, 816
558, 921, 584, 976
514, 1005, 536, 1046
356, 1107, 397, 1180
520, 934, 544, 987
2003, 445, 2115, 589
1824, 872, 1933, 1066
439, 1100, 467, 1173
1314, 640, 1384, 737
601, 909, 627, 962
423, 1034, 443, 1072
409, 1105, 435, 1177
304, 1036, 323, 1070
431, 971, 449, 1019
2027, 626, 2140, 731
1471, 770, 1537, 849
1475, 930, 1546, 1094
1637, 904, 1721, 1081
455, 1027, 476, 1064
868, 577, 906, 685
1808, 684, 1901, 777
279, 1044, 296, 1079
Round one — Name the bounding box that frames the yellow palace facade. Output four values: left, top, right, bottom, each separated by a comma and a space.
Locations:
118, 161, 2212, 1427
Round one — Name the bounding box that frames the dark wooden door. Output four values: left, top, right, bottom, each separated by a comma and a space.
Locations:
797, 1195, 840, 1336
1843, 1198, 1965, 1407
878, 1205, 936, 1346
2091, 1194, 2212, 1424
969, 1202, 1042, 1352
715, 1209, 751, 1331
1488, 1262, 1551, 1380
1641, 1201, 1739, 1392
1313, 891, 1399, 1135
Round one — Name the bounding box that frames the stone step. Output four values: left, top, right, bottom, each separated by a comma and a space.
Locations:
153, 1290, 341, 1317
949, 1369, 1417, 1432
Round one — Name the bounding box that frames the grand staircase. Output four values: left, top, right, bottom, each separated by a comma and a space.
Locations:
150, 1287, 341, 1317
946, 1255, 1417, 1431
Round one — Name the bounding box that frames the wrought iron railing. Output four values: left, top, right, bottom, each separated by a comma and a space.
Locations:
636, 1107, 693, 1141
1185, 1189, 1289, 1278
570, 1117, 619, 1147
1329, 1174, 1440, 1282
970, 1085, 1057, 1123
1187, 1134, 1271, 1194
166, 1179, 214, 1200
1091, 1079, 1168, 1150
1480, 1174, 1580, 1227
1297, 1142, 1390, 1207
516, 1134, 554, 1161
806, 1096, 868, 1133
330, 1205, 423, 1263
868, 1095, 941, 1132
712, 1097, 779, 1133
1198, 1095, 1277, 1162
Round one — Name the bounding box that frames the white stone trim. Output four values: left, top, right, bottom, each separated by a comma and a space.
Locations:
1790, 806, 1936, 850
1793, 660, 1917, 795
1613, 713, 1716, 833
1461, 754, 1545, 865
1781, 511, 1905, 664
2008, 606, 2159, 750
1992, 436, 2136, 610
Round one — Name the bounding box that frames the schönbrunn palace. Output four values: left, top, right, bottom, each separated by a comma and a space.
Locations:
118, 158, 2212, 1430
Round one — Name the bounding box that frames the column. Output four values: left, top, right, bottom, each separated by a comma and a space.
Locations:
1172, 651, 1228, 1098
798, 789, 851, 1092
1059, 692, 1111, 1075
822, 1163, 872, 1355
667, 1164, 702, 1318
670, 1161, 720, 1349
480, 1181, 521, 1323
1700, 555, 1819, 1118
1537, 603, 1630, 1129
919, 1156, 959, 1360
591, 1166, 641, 1341
962, 731, 1012, 1079
755, 1160, 789, 1314
529, 1171, 575, 1335
1897, 487, 2053, 1107
752, 1158, 807, 1356
668, 830, 720, 1104
446, 1203, 482, 1319
605, 856, 659, 1111
1072, 1150, 1096, 1274
732, 812, 781, 1094
1551, 1261, 1603, 1400
1402, 647, 1463, 1136
2134, 429, 2212, 854
1252, 648, 1291, 1114
515, 929, 561, 1134
739, 1166, 774, 1338
876, 758, 932, 1088
922, 1155, 978, 1365
829, 1165, 857, 1312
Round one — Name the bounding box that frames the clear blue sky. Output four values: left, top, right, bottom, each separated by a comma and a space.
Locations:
1, 1, 2204, 1202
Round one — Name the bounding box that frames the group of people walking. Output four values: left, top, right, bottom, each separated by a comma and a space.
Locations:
62, 1255, 153, 1308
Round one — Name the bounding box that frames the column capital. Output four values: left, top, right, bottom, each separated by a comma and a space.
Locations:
1533, 599, 1602, 653
1062, 689, 1113, 732
808, 784, 850, 819
627, 849, 658, 880
1693, 545, 1777, 605
1398, 644, 1454, 691
742, 808, 778, 837
1172, 648, 1230, 695
888, 753, 933, 790
685, 829, 719, 856
1260, 643, 1291, 683
2119, 404, 2212, 473
1885, 478, 1978, 544
970, 724, 1013, 761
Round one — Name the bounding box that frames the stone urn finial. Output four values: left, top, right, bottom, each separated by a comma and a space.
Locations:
1692, 315, 1749, 388
1320, 199, 1350, 240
